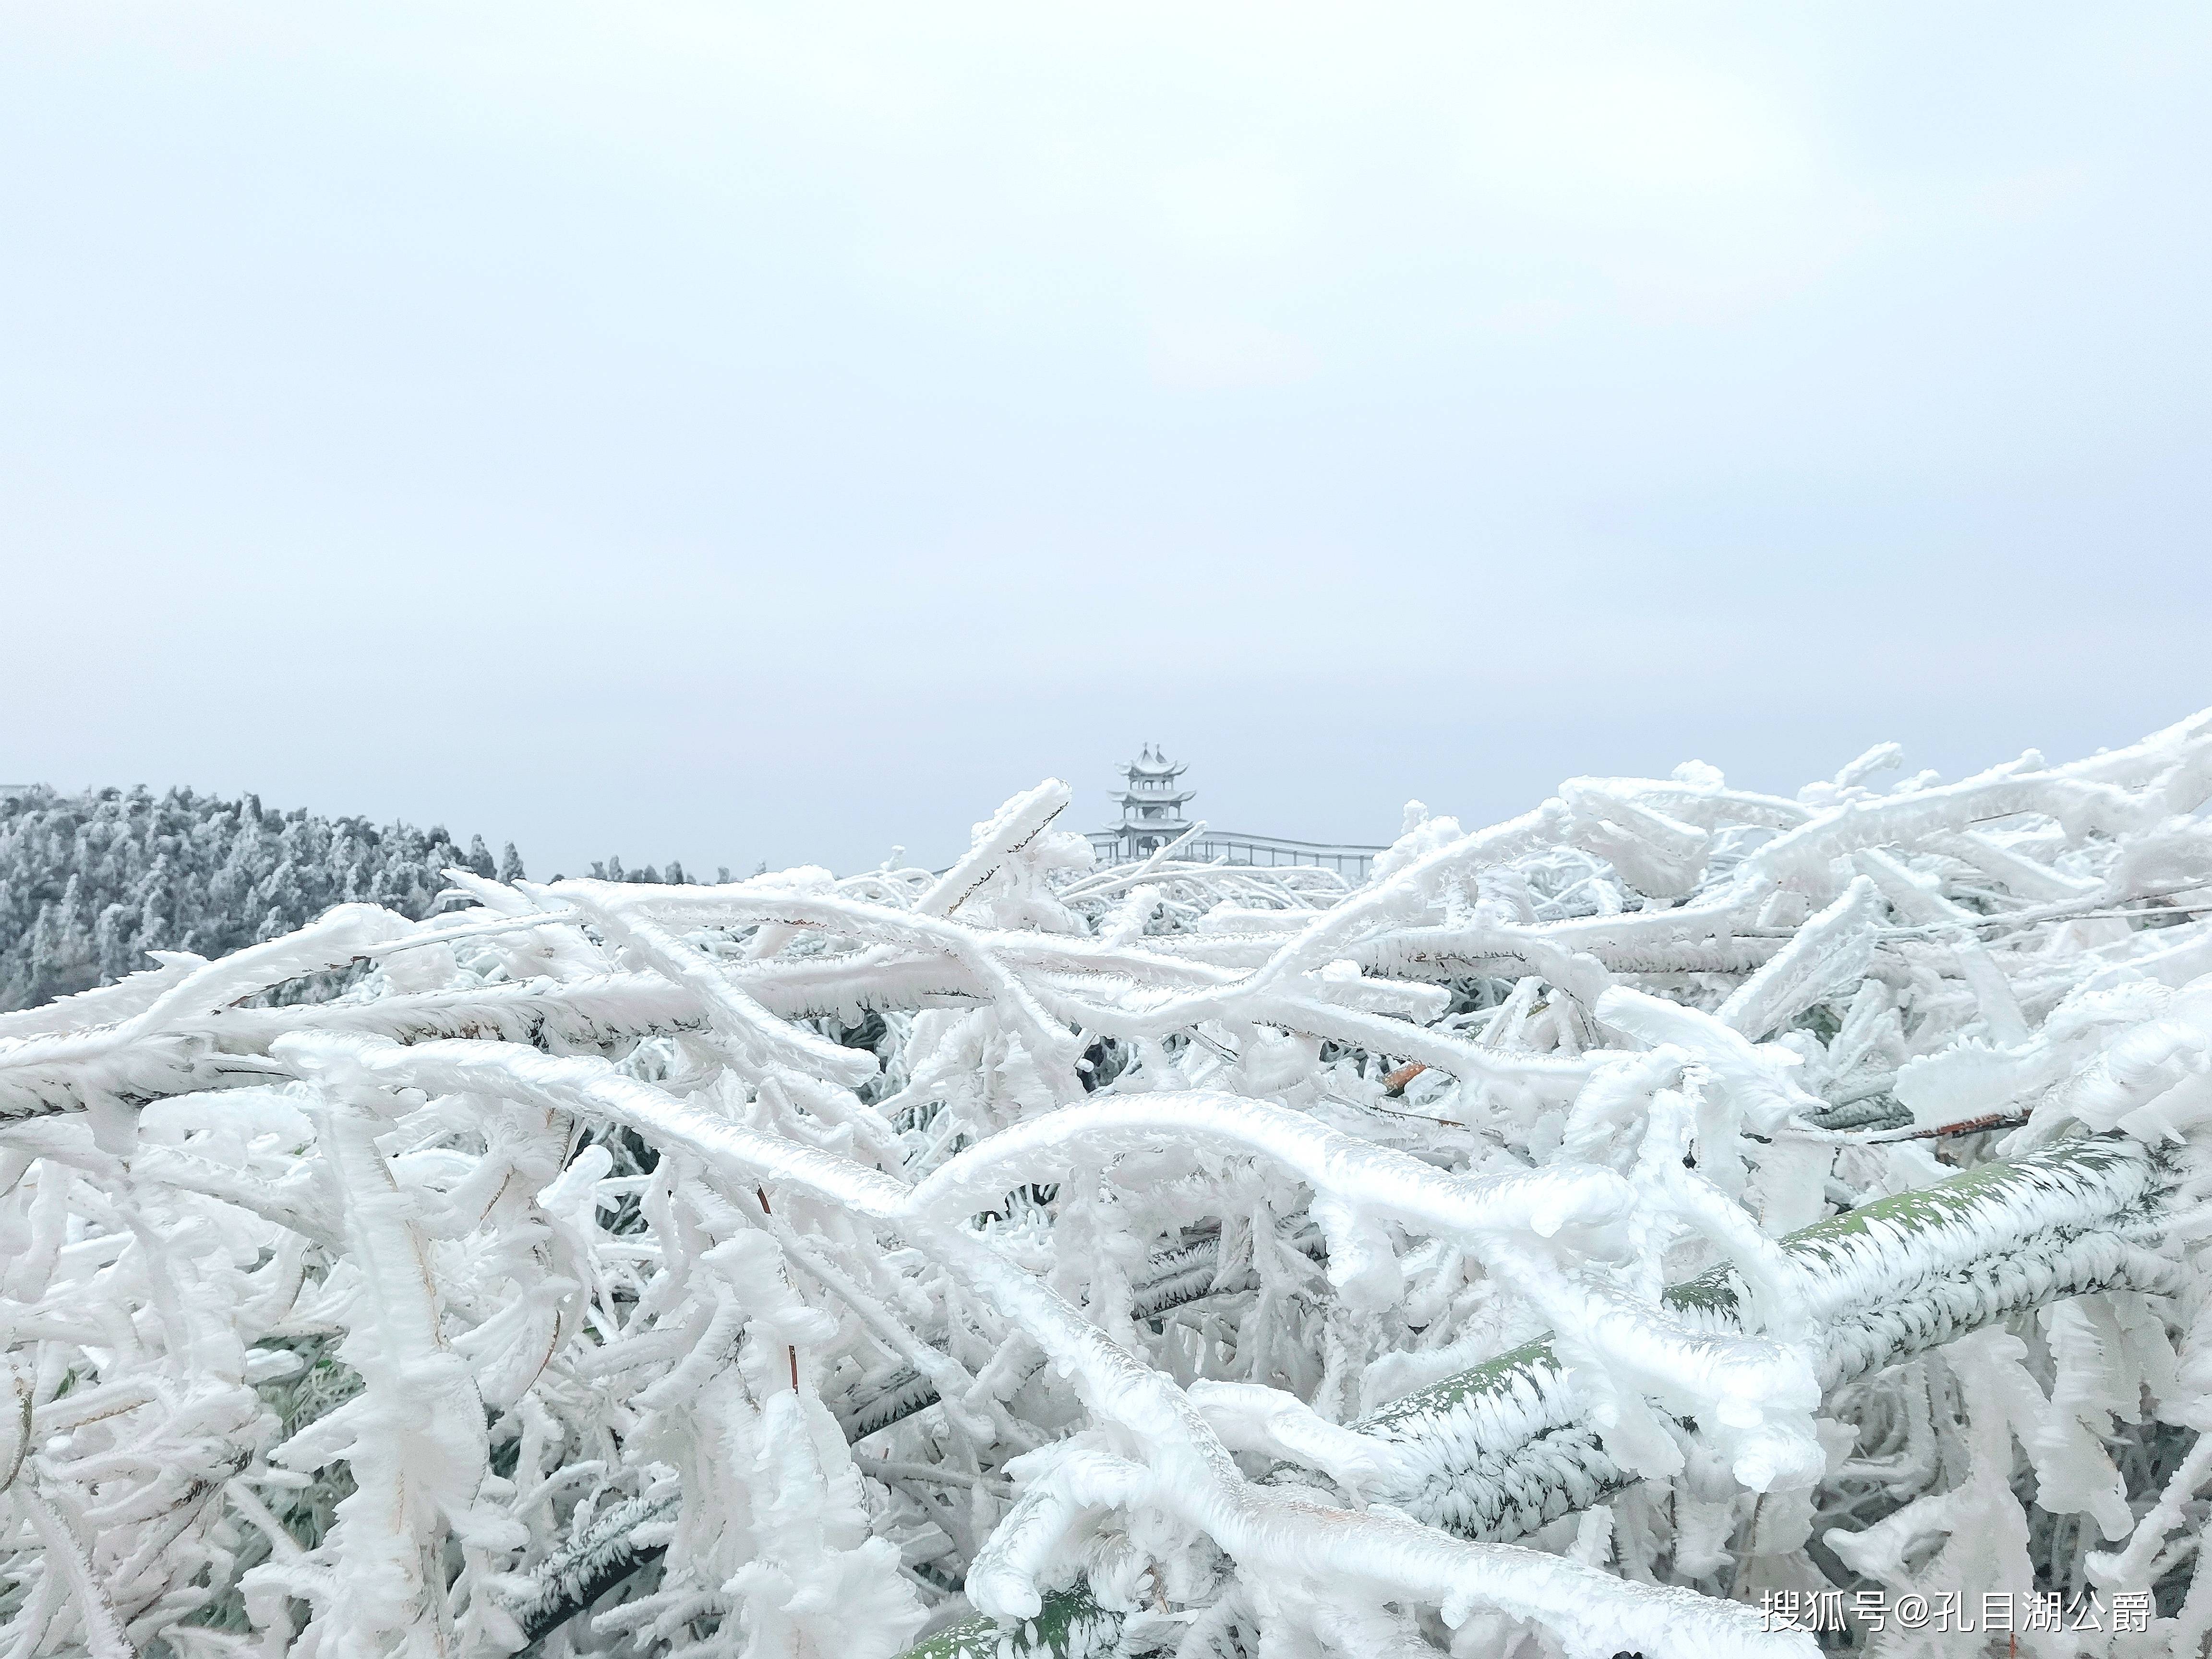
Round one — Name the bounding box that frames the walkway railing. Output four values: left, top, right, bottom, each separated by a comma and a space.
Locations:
1086, 827, 1384, 880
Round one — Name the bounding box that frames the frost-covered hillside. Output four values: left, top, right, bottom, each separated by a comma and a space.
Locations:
0, 786, 518, 1010
0, 786, 710, 1012
2, 715, 2211, 1659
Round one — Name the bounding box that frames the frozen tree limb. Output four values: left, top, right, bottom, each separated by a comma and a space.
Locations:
2, 711, 2211, 1658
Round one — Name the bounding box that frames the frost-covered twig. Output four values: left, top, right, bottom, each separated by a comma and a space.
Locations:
0, 711, 2209, 1659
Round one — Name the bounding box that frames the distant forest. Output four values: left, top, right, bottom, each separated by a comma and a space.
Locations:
0, 785, 710, 1010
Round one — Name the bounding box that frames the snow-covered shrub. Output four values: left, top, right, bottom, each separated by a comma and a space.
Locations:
2, 714, 2211, 1659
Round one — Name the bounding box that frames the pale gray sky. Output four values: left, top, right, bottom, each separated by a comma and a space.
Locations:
3, 4, 2207, 876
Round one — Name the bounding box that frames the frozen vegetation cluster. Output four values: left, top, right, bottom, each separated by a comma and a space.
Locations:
2, 712, 2212, 1659
0, 785, 708, 1013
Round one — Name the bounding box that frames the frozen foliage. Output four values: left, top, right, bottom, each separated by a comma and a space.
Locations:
1, 716, 2212, 1659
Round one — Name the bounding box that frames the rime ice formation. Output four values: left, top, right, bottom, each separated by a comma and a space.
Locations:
0, 715, 2211, 1658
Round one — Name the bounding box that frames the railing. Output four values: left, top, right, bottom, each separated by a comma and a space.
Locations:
1086, 827, 1384, 881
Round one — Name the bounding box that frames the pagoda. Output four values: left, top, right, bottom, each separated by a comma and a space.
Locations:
1100, 745, 1195, 860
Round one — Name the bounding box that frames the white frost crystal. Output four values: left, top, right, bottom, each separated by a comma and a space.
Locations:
0, 709, 2209, 1657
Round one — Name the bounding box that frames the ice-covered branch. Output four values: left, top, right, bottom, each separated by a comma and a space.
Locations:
3, 710, 2211, 1659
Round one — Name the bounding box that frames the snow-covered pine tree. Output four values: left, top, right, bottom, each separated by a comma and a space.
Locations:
0, 715, 2209, 1659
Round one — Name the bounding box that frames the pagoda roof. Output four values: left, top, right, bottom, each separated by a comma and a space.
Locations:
1121, 743, 1187, 776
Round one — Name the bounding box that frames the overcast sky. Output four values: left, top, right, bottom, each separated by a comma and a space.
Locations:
3, 4, 2207, 876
